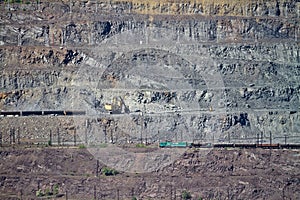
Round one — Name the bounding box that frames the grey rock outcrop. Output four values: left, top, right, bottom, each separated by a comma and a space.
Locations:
0, 0, 299, 145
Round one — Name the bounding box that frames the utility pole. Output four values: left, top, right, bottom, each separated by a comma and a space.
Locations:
85, 119, 88, 144
94, 185, 96, 200
0, 131, 2, 147
57, 127, 60, 146
131, 188, 134, 198
96, 160, 99, 177
117, 189, 120, 200
74, 129, 76, 146
174, 187, 176, 200
140, 111, 144, 144
12, 128, 15, 144
227, 187, 230, 199
212, 131, 215, 144
20, 189, 23, 200
104, 125, 107, 143
284, 135, 287, 145
17, 128, 20, 145
110, 120, 114, 144
9, 128, 12, 144
49, 130, 52, 146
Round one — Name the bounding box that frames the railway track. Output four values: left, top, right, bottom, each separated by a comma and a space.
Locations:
0, 107, 298, 117
0, 110, 86, 117
212, 143, 300, 149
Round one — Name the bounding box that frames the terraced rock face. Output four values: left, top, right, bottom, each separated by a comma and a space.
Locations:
0, 1, 299, 199
0, 0, 299, 145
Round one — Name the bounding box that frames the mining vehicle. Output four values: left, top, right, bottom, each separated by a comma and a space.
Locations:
104, 96, 130, 114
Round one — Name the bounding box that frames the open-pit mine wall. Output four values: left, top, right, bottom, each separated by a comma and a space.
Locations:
0, 0, 299, 145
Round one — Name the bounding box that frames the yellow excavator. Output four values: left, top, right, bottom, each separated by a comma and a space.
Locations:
104, 96, 130, 114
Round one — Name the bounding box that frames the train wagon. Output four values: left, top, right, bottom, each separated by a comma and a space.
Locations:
159, 141, 189, 148
190, 143, 212, 148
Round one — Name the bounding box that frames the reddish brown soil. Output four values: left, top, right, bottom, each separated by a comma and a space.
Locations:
0, 146, 299, 199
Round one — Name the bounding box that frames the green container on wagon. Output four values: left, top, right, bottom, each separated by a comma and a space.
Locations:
159, 141, 189, 148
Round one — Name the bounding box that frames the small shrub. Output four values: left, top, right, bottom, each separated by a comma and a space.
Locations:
48, 140, 52, 146
135, 143, 146, 148
79, 144, 86, 149
36, 189, 44, 197
53, 184, 59, 195
45, 188, 53, 196
131, 197, 137, 200
102, 167, 119, 176
182, 190, 192, 200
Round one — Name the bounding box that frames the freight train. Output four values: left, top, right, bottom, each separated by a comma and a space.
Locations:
0, 110, 86, 117
159, 142, 300, 149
